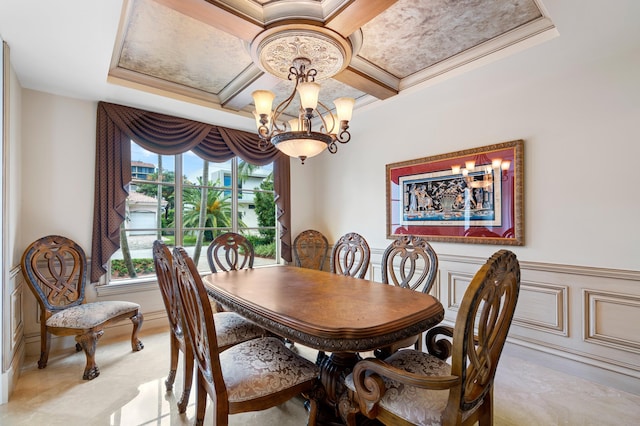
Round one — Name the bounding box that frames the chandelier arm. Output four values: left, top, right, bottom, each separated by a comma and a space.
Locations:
335, 121, 351, 144
327, 140, 338, 154
315, 101, 337, 134
270, 79, 301, 134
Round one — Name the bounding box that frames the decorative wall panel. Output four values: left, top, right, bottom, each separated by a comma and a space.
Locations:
514, 281, 568, 335
584, 290, 640, 352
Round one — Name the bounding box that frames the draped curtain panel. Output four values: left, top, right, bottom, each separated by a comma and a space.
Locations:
91, 101, 292, 283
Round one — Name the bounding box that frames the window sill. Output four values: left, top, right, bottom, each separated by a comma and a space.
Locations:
97, 279, 159, 297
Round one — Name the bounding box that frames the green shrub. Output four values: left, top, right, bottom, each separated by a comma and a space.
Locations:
111, 258, 155, 278
254, 241, 275, 258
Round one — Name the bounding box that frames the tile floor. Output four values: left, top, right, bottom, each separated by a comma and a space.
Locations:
1, 329, 639, 425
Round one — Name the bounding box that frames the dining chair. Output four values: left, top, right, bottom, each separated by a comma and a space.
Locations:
172, 246, 321, 426
374, 235, 438, 358
207, 232, 254, 273
330, 232, 371, 279
152, 240, 265, 413
341, 250, 521, 426
21, 235, 144, 380
293, 229, 329, 270
318, 232, 371, 364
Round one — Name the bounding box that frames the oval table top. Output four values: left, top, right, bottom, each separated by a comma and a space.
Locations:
203, 265, 444, 352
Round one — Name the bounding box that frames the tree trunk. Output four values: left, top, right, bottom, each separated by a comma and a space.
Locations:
156, 154, 163, 240
193, 160, 209, 266
120, 220, 137, 278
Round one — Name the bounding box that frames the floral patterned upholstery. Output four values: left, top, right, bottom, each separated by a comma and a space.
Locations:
345, 350, 476, 425
46, 301, 140, 329
221, 337, 319, 403
214, 311, 264, 349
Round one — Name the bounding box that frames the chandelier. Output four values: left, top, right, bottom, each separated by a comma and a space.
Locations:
250, 26, 355, 164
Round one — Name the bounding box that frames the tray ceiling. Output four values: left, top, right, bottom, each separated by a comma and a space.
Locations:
109, 0, 555, 118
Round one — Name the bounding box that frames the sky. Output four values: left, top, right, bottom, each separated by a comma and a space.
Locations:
131, 141, 272, 183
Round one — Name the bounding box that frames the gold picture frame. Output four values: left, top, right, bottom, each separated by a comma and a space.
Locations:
386, 140, 524, 245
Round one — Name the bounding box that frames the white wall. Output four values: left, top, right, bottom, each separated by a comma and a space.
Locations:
291, 3, 640, 272
20, 90, 96, 251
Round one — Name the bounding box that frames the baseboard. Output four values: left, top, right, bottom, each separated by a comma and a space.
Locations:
0, 339, 24, 405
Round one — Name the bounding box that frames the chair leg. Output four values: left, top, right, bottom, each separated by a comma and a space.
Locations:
76, 329, 104, 380
165, 334, 179, 391
178, 343, 194, 414
38, 322, 50, 369
306, 392, 319, 426
195, 369, 208, 426
415, 332, 423, 351
477, 388, 493, 426
129, 311, 144, 351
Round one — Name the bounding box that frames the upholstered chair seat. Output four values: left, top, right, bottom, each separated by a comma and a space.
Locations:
46, 301, 141, 329
345, 350, 463, 425
214, 311, 265, 349
221, 337, 319, 404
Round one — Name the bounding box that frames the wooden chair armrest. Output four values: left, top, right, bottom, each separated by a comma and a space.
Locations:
352, 358, 460, 417
425, 325, 454, 360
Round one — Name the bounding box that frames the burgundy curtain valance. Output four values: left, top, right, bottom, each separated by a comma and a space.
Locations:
91, 101, 292, 282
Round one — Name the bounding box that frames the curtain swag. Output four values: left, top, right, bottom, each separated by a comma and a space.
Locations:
91, 101, 292, 283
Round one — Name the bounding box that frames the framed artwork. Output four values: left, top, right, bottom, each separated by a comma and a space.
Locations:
386, 140, 524, 245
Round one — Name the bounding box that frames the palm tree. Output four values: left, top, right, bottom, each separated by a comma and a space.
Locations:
193, 160, 209, 264
178, 177, 247, 264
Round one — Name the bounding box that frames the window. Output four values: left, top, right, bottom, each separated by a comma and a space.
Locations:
108, 141, 278, 283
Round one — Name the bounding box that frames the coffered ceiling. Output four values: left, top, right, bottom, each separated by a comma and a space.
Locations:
109, 0, 555, 118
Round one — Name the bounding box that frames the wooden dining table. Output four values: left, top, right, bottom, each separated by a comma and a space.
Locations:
203, 265, 444, 423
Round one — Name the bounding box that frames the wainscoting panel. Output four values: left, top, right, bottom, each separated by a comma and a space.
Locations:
515, 281, 567, 335
2, 266, 25, 403
13, 249, 640, 396
584, 290, 640, 352
370, 248, 640, 390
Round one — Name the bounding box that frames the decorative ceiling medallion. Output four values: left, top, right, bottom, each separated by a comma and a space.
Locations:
251, 25, 352, 81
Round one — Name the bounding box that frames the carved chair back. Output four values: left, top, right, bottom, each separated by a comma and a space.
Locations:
381, 235, 438, 294
153, 240, 193, 412
172, 246, 320, 425
293, 229, 329, 270
153, 240, 182, 339
443, 249, 520, 421
374, 235, 438, 356
330, 232, 371, 279
173, 247, 227, 405
22, 234, 87, 315
207, 232, 254, 273
348, 250, 520, 425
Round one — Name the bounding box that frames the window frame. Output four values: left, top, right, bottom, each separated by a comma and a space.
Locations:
107, 150, 279, 285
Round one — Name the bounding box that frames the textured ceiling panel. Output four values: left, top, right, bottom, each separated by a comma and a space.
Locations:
110, 0, 555, 116
358, 0, 542, 79
118, 0, 253, 95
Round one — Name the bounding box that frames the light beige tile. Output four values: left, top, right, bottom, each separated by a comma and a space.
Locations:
1, 330, 639, 426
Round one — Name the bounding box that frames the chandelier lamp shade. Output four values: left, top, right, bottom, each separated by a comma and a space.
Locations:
249, 25, 356, 164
